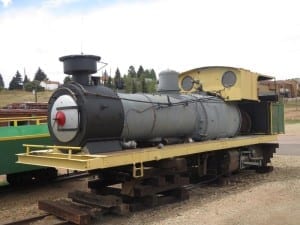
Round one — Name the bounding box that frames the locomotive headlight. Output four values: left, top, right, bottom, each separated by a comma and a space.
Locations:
55, 111, 66, 126
50, 95, 79, 143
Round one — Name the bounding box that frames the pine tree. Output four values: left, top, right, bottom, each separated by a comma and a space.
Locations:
115, 68, 121, 80
107, 76, 113, 88
15, 71, 22, 86
114, 68, 124, 89
34, 67, 47, 81
63, 75, 72, 84
124, 76, 131, 93
102, 70, 108, 85
23, 75, 30, 84
146, 80, 157, 93
9, 71, 23, 90
132, 79, 137, 93
137, 65, 144, 78
0, 73, 4, 89
150, 69, 157, 80
141, 77, 147, 93
142, 69, 157, 80
128, 66, 137, 78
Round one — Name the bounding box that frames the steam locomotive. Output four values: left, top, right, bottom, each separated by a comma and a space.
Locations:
49, 55, 252, 155
19, 54, 284, 181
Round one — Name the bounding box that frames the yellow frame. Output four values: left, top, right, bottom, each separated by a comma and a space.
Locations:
18, 135, 277, 171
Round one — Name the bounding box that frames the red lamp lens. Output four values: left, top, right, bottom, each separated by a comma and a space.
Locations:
55, 111, 66, 126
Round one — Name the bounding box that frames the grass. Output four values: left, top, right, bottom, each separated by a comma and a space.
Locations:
283, 98, 300, 109
284, 103, 300, 124
284, 103, 300, 109
0, 90, 53, 108
285, 119, 300, 124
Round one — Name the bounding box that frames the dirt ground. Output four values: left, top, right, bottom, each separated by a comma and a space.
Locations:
285, 107, 300, 122
0, 124, 299, 225
97, 154, 300, 225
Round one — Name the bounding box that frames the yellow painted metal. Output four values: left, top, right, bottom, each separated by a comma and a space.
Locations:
133, 162, 144, 178
0, 133, 49, 142
23, 144, 81, 155
17, 135, 278, 171
179, 66, 273, 101
0, 116, 47, 126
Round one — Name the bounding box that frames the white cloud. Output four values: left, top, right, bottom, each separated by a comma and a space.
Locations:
42, 0, 79, 9
0, 0, 300, 87
1, 0, 11, 7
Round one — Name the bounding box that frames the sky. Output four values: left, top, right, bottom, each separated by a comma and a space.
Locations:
0, 0, 300, 87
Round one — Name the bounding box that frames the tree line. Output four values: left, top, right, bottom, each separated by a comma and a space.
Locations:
1, 65, 157, 94
64, 65, 157, 93
0, 68, 48, 91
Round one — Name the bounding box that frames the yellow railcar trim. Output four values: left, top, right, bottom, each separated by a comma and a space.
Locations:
17, 135, 278, 171
0, 133, 49, 142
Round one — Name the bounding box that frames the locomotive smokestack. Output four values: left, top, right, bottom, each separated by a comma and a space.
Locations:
59, 54, 101, 85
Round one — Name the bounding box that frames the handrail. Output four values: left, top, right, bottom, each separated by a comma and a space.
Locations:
0, 116, 48, 126
23, 144, 82, 159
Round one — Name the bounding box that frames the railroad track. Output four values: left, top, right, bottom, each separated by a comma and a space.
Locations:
0, 179, 219, 225
0, 172, 90, 195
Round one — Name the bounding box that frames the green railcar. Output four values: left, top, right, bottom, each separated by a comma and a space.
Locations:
0, 116, 57, 185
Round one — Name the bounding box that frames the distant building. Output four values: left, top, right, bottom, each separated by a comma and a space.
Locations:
40, 80, 60, 91
259, 79, 299, 98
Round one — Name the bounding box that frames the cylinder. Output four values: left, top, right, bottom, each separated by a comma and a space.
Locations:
59, 55, 101, 85
119, 93, 196, 140
119, 93, 241, 141
157, 70, 180, 93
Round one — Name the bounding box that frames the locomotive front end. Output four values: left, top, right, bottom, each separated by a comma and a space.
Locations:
48, 55, 125, 151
